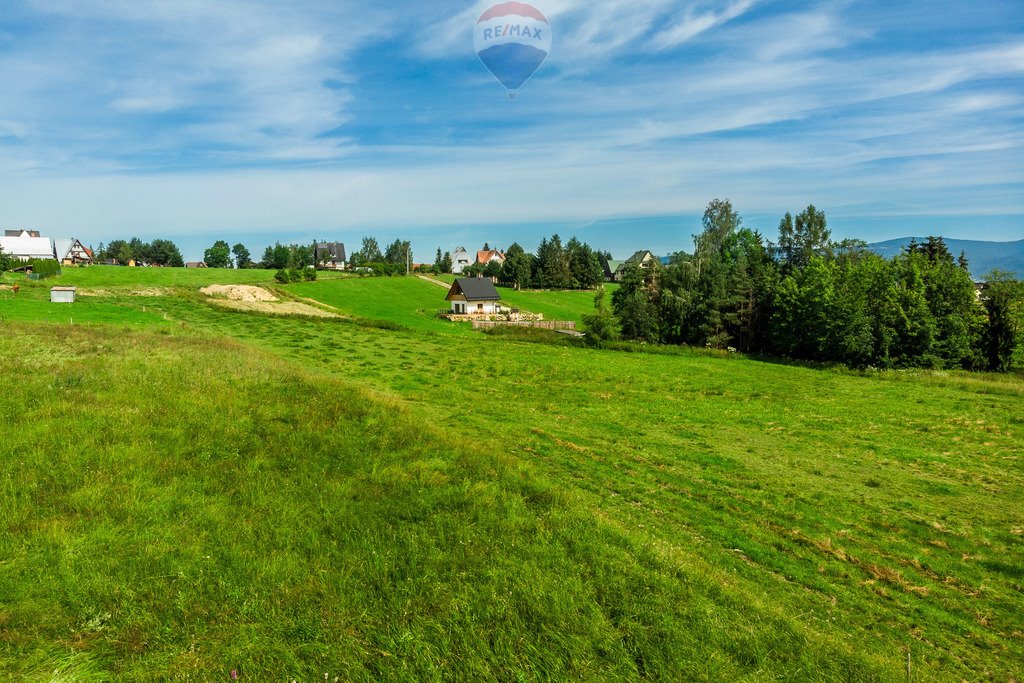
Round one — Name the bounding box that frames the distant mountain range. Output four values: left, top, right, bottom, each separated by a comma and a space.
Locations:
867, 238, 1024, 280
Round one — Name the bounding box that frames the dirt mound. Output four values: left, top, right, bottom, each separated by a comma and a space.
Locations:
200, 285, 278, 302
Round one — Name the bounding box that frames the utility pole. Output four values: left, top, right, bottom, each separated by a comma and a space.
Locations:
406, 244, 410, 276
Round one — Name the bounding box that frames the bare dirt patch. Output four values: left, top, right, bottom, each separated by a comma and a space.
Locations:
207, 299, 339, 318
200, 285, 278, 302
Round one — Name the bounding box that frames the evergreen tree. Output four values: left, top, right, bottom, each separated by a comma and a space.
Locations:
500, 243, 531, 290
150, 239, 184, 267
566, 237, 604, 289
536, 235, 571, 289
232, 243, 251, 269
911, 238, 984, 368
890, 255, 936, 365
982, 272, 1022, 372
612, 264, 659, 342
360, 236, 383, 263
384, 239, 411, 267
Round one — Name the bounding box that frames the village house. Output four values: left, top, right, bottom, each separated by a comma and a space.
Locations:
451, 246, 473, 274
314, 242, 347, 270
54, 238, 94, 265
185, 261, 208, 269
603, 250, 657, 282
1, 230, 93, 265
0, 230, 58, 261
476, 248, 506, 267
446, 276, 502, 315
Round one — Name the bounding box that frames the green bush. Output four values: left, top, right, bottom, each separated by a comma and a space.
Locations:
303, 267, 317, 282
274, 269, 290, 284
28, 259, 61, 278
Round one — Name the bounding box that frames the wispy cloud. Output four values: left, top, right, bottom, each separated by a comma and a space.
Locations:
0, 0, 1021, 254
1, 0, 391, 168
650, 0, 759, 50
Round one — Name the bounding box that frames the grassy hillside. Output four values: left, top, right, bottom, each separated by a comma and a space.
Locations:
1, 271, 1022, 679
48, 265, 281, 287
289, 276, 466, 334
498, 286, 616, 326
289, 275, 613, 328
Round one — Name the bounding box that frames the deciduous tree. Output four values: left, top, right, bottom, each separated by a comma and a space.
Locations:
204, 240, 232, 269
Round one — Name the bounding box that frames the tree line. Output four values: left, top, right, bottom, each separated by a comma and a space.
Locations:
96, 238, 185, 267
593, 199, 1022, 372
430, 235, 606, 290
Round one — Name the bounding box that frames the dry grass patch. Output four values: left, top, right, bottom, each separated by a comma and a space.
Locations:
206, 298, 339, 318
200, 284, 277, 302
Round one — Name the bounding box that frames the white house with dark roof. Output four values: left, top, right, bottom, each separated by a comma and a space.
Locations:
314, 242, 347, 270
54, 238, 93, 265
0, 231, 57, 261
445, 276, 502, 315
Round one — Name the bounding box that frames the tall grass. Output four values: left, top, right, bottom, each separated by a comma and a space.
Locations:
1, 271, 1022, 679
0, 325, 897, 680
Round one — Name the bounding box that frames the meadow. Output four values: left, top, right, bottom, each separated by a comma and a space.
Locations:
1, 270, 1022, 680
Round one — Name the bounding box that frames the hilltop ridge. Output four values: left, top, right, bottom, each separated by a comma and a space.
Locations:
868, 237, 1024, 278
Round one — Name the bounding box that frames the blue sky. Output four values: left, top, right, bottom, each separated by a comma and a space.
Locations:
1, 0, 1022, 261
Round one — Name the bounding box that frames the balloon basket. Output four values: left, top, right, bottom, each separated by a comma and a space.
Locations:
507, 91, 518, 102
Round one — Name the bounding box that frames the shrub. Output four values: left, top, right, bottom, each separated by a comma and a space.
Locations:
28, 259, 62, 278
303, 267, 317, 282
274, 269, 290, 284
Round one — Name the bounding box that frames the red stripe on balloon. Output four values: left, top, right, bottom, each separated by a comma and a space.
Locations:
477, 2, 549, 23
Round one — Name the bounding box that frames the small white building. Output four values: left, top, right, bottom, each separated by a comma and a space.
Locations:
451, 247, 472, 275
50, 286, 76, 303
446, 276, 502, 315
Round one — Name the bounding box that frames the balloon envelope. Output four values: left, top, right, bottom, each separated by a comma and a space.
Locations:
474, 2, 551, 97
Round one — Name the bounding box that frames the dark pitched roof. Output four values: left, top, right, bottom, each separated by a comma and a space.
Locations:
603, 259, 624, 277
624, 250, 653, 264
448, 277, 501, 302
315, 242, 347, 262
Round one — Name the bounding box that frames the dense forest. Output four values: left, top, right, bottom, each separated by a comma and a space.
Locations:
595, 199, 1022, 372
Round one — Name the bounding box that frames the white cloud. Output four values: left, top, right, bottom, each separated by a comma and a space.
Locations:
2, 0, 390, 167
651, 0, 758, 50
417, 0, 761, 64
1, 0, 1021, 250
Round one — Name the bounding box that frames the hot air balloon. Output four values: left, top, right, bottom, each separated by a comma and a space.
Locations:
474, 2, 551, 100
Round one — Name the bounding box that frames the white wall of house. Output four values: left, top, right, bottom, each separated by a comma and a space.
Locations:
450, 300, 499, 315
451, 247, 472, 274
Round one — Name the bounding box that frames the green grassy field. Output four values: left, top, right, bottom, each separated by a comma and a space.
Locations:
422, 272, 617, 325
289, 276, 467, 334
1, 271, 1022, 680
498, 286, 617, 325
47, 264, 281, 287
